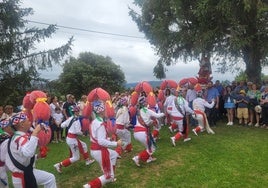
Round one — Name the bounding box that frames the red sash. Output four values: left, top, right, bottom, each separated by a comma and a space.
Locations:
194, 110, 206, 125
89, 122, 111, 179
116, 124, 125, 130
67, 133, 77, 138
133, 126, 147, 132
171, 116, 183, 121
0, 160, 4, 167
12, 172, 25, 188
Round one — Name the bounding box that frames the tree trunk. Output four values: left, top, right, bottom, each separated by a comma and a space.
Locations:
243, 45, 262, 86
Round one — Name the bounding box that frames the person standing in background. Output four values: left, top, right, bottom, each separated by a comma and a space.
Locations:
236, 90, 249, 126
0, 106, 8, 120
62, 94, 76, 138
223, 86, 236, 126
4, 105, 15, 118
204, 81, 219, 127
247, 83, 261, 126
260, 86, 268, 128
78, 95, 87, 116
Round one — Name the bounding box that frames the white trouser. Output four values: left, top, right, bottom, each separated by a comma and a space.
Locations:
90, 148, 118, 186
12, 169, 56, 188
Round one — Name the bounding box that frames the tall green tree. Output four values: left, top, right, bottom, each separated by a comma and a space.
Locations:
0, 0, 72, 106
57, 52, 126, 98
129, 0, 268, 84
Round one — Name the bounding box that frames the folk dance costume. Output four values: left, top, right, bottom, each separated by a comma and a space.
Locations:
132, 96, 165, 167
0, 119, 12, 188
192, 92, 215, 136
54, 106, 94, 173
115, 98, 132, 157
83, 101, 122, 188
5, 112, 56, 188
168, 92, 195, 147
163, 89, 176, 125
149, 103, 162, 142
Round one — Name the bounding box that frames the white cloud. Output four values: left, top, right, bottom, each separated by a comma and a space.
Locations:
22, 0, 236, 83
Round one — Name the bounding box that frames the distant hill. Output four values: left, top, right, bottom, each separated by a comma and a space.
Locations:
125, 81, 162, 89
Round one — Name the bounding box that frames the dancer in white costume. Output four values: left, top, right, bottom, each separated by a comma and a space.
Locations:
5, 112, 57, 188
0, 119, 13, 188
169, 87, 195, 146
83, 100, 122, 188
53, 106, 94, 173
132, 96, 165, 166
115, 97, 132, 157
192, 87, 215, 136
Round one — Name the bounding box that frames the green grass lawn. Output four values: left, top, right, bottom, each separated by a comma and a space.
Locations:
30, 120, 268, 187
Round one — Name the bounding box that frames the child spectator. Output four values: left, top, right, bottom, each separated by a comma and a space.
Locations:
236, 90, 249, 125
52, 107, 64, 143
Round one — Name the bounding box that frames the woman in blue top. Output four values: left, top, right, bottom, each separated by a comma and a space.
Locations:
223, 86, 236, 125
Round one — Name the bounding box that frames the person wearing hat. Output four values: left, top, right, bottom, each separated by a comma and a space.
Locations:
0, 119, 13, 188
83, 100, 122, 188
236, 90, 249, 125
54, 105, 95, 173
132, 96, 165, 166
5, 112, 56, 188
115, 97, 132, 157
192, 84, 216, 136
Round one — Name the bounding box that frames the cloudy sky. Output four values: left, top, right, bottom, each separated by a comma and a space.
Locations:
22, 0, 236, 83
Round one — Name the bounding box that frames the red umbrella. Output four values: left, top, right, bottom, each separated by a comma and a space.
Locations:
37, 127, 51, 146
188, 77, 198, 85
87, 87, 111, 102
194, 83, 202, 92
147, 92, 156, 108
82, 102, 92, 117
105, 100, 115, 118
24, 109, 33, 124
130, 91, 139, 106
32, 100, 51, 122
160, 80, 177, 90
157, 89, 165, 102
178, 78, 189, 86
23, 93, 35, 110
157, 101, 163, 112
81, 118, 90, 133
105, 119, 117, 136
134, 81, 153, 94
30, 90, 47, 104
129, 105, 137, 118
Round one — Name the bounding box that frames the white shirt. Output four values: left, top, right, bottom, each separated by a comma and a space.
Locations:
52, 112, 64, 125
115, 106, 130, 126
5, 131, 38, 173
193, 97, 215, 112
137, 107, 165, 126
90, 118, 117, 148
